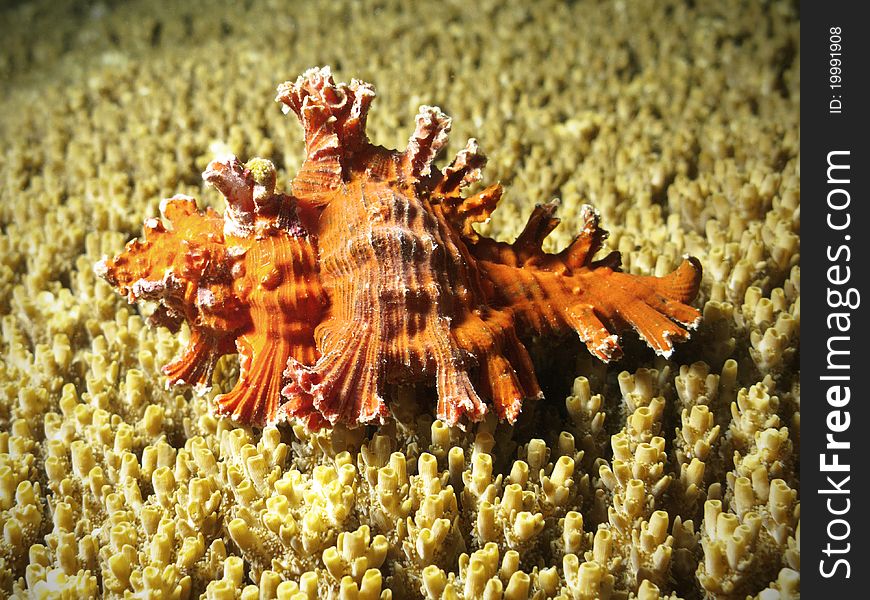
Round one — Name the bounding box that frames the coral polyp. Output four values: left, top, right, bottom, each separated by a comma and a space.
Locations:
98, 67, 702, 429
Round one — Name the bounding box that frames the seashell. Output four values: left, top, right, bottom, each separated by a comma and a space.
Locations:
98, 156, 324, 426
99, 66, 701, 429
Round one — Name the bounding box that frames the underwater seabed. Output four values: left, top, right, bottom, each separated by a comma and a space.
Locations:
0, 0, 799, 598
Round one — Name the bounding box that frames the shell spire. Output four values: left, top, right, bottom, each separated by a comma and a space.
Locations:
275, 66, 376, 204
203, 155, 257, 234
430, 138, 501, 239
402, 105, 452, 181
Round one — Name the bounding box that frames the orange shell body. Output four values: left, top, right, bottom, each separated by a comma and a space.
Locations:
98, 67, 702, 429
98, 159, 325, 425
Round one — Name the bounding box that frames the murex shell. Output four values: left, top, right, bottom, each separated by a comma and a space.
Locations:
97, 67, 702, 430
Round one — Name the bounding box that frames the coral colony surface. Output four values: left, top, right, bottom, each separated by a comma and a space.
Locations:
0, 1, 799, 599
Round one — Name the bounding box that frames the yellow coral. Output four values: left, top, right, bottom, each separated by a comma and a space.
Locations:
0, 0, 799, 598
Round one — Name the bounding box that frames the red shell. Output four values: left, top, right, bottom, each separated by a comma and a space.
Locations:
98, 67, 702, 429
